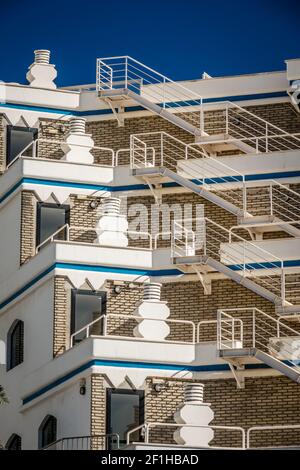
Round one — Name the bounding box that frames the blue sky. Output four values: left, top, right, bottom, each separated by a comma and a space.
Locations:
1, 0, 300, 86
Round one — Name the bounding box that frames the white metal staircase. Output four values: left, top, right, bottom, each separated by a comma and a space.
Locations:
171, 218, 300, 313
96, 56, 204, 137
130, 131, 300, 237
96, 56, 300, 153
217, 308, 300, 384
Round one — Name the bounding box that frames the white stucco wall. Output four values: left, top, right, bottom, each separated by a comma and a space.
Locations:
0, 278, 55, 448
0, 192, 21, 283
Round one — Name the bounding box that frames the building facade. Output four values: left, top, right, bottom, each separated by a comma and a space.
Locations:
1, 51, 300, 450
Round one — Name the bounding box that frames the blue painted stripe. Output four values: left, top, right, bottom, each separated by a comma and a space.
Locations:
22, 357, 281, 405
1, 168, 300, 206
228, 259, 300, 271
0, 91, 287, 118
3, 257, 300, 312
0, 263, 181, 311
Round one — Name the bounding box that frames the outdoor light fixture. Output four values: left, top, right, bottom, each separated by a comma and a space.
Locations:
89, 200, 99, 210
113, 285, 122, 294
79, 379, 86, 395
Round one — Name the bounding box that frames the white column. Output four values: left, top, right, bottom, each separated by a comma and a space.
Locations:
95, 197, 129, 247
61, 117, 95, 164
26, 49, 57, 89
173, 383, 214, 447
133, 283, 171, 341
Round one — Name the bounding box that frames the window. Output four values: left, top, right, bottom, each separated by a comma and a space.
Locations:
71, 289, 107, 343
106, 389, 144, 449
5, 434, 22, 450
7, 320, 24, 371
6, 126, 38, 166
36, 203, 70, 246
38, 415, 57, 449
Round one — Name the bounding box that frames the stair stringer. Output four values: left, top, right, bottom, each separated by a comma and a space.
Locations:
174, 254, 284, 307
220, 347, 300, 384
133, 166, 246, 217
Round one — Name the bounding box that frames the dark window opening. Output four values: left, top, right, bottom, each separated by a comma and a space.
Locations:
6, 126, 38, 166
5, 434, 22, 450
106, 389, 145, 449
71, 289, 107, 344
7, 320, 24, 371
38, 415, 57, 449
36, 202, 70, 247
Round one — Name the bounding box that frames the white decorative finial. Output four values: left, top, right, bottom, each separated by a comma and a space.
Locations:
26, 49, 57, 89
61, 117, 95, 164
173, 383, 214, 447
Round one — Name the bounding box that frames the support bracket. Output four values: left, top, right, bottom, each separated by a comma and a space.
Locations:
228, 362, 245, 389
143, 177, 162, 206
192, 265, 212, 295
104, 98, 125, 127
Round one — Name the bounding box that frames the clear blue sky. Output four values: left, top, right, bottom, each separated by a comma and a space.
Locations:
1, 0, 300, 86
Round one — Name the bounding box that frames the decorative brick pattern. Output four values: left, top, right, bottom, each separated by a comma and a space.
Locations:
53, 276, 69, 357
88, 375, 300, 448
90, 374, 106, 448
144, 376, 300, 448
20, 191, 36, 265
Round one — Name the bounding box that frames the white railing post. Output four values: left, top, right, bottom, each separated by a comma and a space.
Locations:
161, 132, 164, 166
281, 265, 286, 306
242, 179, 247, 217
225, 103, 229, 135
269, 183, 273, 216
265, 122, 269, 153
125, 57, 128, 89
252, 309, 256, 348
103, 315, 108, 336
200, 98, 204, 135
162, 77, 166, 109
33, 140, 37, 159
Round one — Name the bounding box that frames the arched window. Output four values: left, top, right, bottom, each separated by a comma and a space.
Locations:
7, 320, 24, 371
6, 434, 22, 450
38, 415, 57, 449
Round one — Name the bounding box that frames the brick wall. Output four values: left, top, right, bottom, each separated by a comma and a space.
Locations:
53, 276, 70, 357
144, 376, 300, 448
90, 374, 106, 449
20, 191, 36, 265
88, 374, 300, 448
36, 102, 300, 164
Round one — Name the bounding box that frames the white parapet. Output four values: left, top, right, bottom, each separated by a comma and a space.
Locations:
61, 117, 95, 164
94, 197, 129, 247
26, 49, 57, 89
133, 283, 171, 341
173, 383, 215, 447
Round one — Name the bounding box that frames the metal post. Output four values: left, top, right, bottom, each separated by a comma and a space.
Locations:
225, 103, 229, 135
242, 179, 247, 217
125, 57, 128, 89
252, 309, 256, 348
269, 184, 273, 216
265, 122, 268, 153
161, 132, 164, 166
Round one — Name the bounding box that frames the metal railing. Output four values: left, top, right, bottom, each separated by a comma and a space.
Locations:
130, 131, 300, 223
35, 224, 155, 253
43, 433, 119, 450
126, 421, 300, 449
171, 217, 291, 306
6, 137, 115, 169
70, 313, 197, 346
96, 56, 203, 132
126, 422, 246, 449
217, 308, 300, 367
217, 310, 243, 350
246, 424, 300, 449
201, 101, 300, 153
